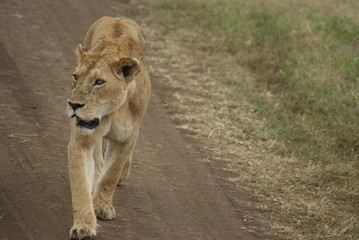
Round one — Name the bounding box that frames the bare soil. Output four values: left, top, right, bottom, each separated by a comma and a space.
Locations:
0, 0, 274, 239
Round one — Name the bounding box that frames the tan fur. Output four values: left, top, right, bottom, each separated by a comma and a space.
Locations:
67, 17, 151, 239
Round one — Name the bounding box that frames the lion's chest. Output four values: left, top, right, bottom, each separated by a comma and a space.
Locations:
105, 120, 133, 142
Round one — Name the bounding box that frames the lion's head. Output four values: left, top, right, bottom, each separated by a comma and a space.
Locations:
67, 42, 140, 133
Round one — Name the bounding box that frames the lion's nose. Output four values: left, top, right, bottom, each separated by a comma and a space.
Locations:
68, 101, 85, 111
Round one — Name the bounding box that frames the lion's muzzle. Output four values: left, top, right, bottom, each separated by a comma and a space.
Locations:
68, 101, 85, 111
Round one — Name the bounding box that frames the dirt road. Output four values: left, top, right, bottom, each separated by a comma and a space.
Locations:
0, 0, 268, 239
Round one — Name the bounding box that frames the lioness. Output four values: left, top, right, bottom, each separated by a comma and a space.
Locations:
66, 17, 151, 239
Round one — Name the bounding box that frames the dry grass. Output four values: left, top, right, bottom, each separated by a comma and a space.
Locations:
114, 0, 359, 239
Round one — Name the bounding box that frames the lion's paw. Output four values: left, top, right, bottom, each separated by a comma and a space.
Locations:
94, 204, 116, 220
69, 224, 96, 240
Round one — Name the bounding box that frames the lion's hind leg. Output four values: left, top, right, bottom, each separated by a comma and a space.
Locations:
92, 131, 138, 220
117, 152, 132, 186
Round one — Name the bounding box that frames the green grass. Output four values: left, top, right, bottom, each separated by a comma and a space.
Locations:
152, 0, 359, 165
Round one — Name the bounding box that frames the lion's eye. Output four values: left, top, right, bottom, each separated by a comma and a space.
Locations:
94, 79, 105, 85
73, 74, 79, 81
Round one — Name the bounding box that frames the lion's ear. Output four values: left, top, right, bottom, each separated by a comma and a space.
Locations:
114, 57, 140, 83
74, 44, 87, 64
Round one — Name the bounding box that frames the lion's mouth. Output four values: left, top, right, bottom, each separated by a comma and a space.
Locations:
74, 116, 100, 129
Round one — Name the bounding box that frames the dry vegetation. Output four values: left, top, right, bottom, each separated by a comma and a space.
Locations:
115, 0, 359, 239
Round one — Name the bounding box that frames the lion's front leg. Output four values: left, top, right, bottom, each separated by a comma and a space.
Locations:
93, 131, 138, 220
68, 139, 97, 240
93, 139, 104, 193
